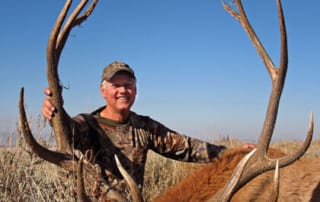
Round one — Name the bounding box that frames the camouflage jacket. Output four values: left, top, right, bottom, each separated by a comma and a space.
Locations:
69, 106, 226, 200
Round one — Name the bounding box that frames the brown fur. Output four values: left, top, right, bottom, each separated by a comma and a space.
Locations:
153, 147, 320, 202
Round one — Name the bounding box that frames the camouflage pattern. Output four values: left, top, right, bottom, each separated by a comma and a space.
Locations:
68, 106, 226, 201
101, 61, 136, 82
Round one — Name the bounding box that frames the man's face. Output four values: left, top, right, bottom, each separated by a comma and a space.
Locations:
100, 72, 136, 113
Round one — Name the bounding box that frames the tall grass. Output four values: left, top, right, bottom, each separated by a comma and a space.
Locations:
0, 115, 319, 201
0, 115, 76, 201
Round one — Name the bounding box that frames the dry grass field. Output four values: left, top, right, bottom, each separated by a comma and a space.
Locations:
1, 116, 319, 201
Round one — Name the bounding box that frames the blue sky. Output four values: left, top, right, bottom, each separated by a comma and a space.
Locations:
0, 0, 319, 143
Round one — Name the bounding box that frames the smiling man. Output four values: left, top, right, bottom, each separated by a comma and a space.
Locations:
42, 61, 231, 201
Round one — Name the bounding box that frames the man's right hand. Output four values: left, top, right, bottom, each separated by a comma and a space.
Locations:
41, 88, 56, 120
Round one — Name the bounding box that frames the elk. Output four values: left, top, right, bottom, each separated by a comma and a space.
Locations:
18, 0, 317, 202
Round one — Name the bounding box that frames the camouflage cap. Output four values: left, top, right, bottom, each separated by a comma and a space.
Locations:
101, 61, 135, 82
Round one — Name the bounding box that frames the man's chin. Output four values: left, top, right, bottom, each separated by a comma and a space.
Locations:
117, 106, 131, 112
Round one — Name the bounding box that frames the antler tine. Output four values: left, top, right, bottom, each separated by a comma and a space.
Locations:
277, 0, 288, 76
55, 0, 88, 57
215, 148, 257, 198
73, 0, 99, 26
20, 88, 97, 170
114, 155, 143, 202
271, 159, 280, 202
57, 0, 99, 56
47, 0, 71, 61
19, 87, 73, 165
77, 155, 90, 202
223, 0, 276, 79
279, 112, 313, 165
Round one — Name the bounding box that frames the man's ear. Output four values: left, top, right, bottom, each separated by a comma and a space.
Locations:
100, 84, 105, 95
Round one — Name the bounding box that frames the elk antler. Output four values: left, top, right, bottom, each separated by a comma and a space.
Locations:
19, 0, 99, 194
19, 87, 73, 165
20, 89, 113, 199
19, 0, 98, 165
19, 88, 108, 186
46, 0, 98, 153
114, 155, 143, 202
19, 1, 143, 201
18, 0, 106, 200
208, 0, 314, 201
271, 160, 280, 202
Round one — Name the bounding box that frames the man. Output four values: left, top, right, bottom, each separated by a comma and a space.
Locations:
42, 61, 250, 200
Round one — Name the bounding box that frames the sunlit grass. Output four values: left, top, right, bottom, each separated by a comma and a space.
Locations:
0, 115, 319, 201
